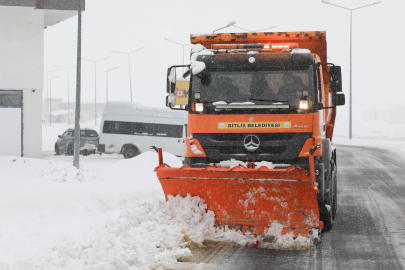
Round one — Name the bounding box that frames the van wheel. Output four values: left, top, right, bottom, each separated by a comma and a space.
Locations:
123, 146, 139, 159
55, 145, 60, 155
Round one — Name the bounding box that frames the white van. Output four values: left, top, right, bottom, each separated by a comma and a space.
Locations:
98, 102, 187, 158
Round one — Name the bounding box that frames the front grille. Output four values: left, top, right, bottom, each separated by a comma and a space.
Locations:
193, 132, 312, 163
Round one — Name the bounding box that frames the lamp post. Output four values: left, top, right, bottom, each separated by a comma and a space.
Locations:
55, 65, 75, 125
49, 75, 60, 126
164, 38, 191, 74
322, 0, 381, 139
106, 67, 119, 106
213, 20, 236, 33
82, 57, 109, 125
111, 47, 145, 102
45, 69, 59, 121
74, 0, 83, 169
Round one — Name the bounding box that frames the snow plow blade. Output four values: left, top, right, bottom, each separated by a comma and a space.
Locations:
155, 160, 322, 238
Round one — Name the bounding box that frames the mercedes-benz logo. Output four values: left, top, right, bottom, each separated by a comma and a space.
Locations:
244, 135, 260, 152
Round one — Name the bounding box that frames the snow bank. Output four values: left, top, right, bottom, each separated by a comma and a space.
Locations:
0, 149, 319, 269
37, 160, 100, 183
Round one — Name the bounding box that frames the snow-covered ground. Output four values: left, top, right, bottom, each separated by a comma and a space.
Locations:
0, 121, 324, 269
1, 120, 403, 269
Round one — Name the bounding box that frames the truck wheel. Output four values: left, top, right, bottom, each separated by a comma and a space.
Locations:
55, 145, 60, 155
123, 146, 140, 159
332, 166, 338, 219
319, 199, 332, 232
320, 169, 333, 232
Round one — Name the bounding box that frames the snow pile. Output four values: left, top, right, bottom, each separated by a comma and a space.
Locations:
220, 158, 275, 169
0, 149, 320, 269
0, 196, 193, 269
37, 160, 100, 183
259, 222, 319, 250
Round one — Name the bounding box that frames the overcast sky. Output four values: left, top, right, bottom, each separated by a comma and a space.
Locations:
44, 0, 405, 136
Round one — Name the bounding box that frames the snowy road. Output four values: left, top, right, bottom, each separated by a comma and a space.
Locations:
187, 144, 405, 269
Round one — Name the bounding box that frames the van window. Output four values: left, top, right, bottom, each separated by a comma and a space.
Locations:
103, 120, 183, 138
154, 124, 183, 138
103, 121, 132, 134
133, 122, 154, 136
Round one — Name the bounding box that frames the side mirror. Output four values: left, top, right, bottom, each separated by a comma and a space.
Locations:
166, 67, 176, 94
330, 66, 342, 92
316, 102, 324, 110
332, 93, 345, 106
58, 135, 62, 138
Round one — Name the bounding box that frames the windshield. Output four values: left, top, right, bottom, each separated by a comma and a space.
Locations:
191, 67, 315, 114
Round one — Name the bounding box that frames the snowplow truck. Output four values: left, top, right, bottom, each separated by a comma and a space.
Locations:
156, 31, 345, 238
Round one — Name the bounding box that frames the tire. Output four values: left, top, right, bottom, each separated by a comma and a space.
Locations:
67, 145, 73, 156
320, 168, 334, 232
332, 166, 338, 219
123, 146, 140, 159
55, 145, 60, 155
319, 199, 332, 232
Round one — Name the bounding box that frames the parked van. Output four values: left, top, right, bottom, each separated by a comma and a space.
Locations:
98, 102, 187, 158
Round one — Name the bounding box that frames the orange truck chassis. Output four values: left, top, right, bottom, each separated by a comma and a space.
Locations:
157, 30, 345, 238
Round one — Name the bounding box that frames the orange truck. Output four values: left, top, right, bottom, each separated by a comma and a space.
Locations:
156, 31, 345, 239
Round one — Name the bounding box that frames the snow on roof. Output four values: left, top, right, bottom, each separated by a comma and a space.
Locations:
103, 102, 187, 119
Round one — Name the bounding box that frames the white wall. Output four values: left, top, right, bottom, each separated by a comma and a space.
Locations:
0, 6, 44, 158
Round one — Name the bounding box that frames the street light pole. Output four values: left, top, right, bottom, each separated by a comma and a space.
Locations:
164, 38, 191, 74
49, 75, 60, 126
55, 65, 75, 125
322, 0, 381, 139
106, 67, 118, 106
45, 69, 59, 123
82, 57, 109, 125
74, 0, 82, 169
111, 47, 144, 102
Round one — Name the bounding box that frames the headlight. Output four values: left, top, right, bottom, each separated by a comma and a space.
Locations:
299, 100, 309, 109
195, 103, 204, 112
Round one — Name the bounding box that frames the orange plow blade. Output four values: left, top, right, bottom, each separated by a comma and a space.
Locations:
155, 163, 322, 237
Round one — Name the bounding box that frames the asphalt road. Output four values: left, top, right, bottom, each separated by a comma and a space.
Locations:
186, 144, 405, 270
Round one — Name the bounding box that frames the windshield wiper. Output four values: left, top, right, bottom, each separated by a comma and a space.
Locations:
248, 98, 287, 103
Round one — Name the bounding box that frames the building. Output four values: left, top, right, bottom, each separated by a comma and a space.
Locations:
0, 0, 85, 158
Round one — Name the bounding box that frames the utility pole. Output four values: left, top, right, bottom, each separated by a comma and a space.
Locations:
106, 67, 118, 106
49, 76, 60, 126
45, 69, 58, 123
111, 47, 144, 102
55, 65, 75, 125
82, 57, 109, 125
74, 0, 82, 169
322, 0, 381, 139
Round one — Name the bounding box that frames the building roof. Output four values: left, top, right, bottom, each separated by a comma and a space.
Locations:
0, 0, 86, 28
